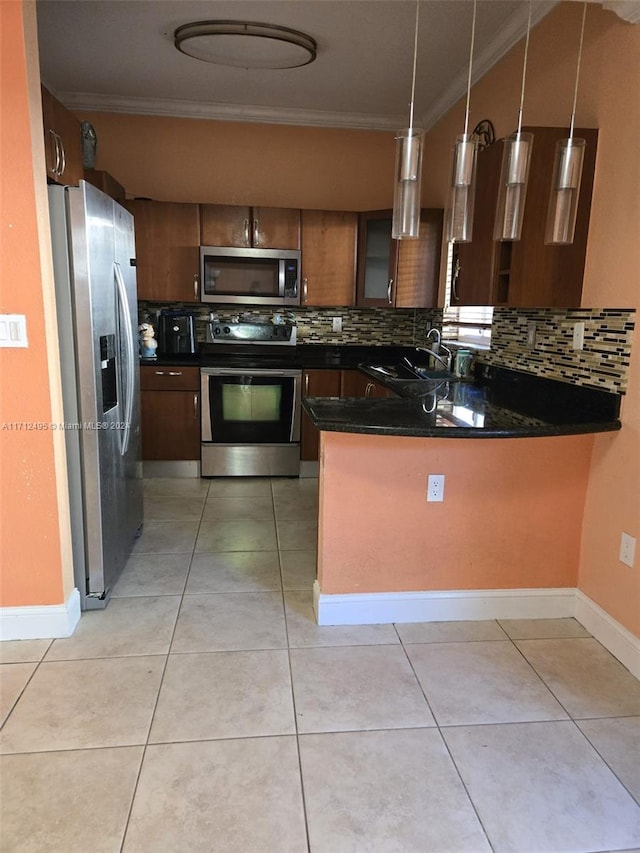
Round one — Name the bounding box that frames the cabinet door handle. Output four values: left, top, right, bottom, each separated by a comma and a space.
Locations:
193, 273, 199, 298
302, 277, 308, 304
193, 393, 198, 419
387, 279, 394, 304
243, 218, 250, 246
253, 218, 259, 246
304, 373, 309, 395
365, 382, 375, 398
154, 370, 183, 376
58, 134, 66, 176
452, 257, 461, 303
48, 129, 59, 175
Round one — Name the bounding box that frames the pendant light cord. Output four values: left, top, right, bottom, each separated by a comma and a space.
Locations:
516, 0, 533, 135
463, 0, 477, 137
569, 1, 588, 139
408, 0, 420, 133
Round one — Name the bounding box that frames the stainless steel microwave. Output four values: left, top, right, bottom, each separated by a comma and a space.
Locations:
200, 246, 301, 306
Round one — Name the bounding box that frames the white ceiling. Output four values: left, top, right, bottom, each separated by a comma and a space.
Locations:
36, 0, 559, 131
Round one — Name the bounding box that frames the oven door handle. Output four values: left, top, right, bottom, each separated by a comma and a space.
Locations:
201, 368, 301, 378
200, 371, 212, 441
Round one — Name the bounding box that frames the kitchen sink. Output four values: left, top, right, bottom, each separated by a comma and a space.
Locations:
366, 364, 458, 383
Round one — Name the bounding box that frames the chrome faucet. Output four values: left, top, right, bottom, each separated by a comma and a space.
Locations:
419, 327, 453, 372
425, 327, 441, 352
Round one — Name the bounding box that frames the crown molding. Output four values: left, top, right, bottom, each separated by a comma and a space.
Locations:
420, 0, 558, 131
602, 1, 640, 23
58, 91, 406, 132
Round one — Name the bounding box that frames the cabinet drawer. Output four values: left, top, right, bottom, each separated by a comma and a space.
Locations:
140, 365, 200, 391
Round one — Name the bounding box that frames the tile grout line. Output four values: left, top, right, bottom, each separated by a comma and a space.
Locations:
396, 629, 497, 853
117, 478, 210, 853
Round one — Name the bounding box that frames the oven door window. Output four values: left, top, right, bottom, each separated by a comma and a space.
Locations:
207, 375, 295, 443
203, 256, 280, 299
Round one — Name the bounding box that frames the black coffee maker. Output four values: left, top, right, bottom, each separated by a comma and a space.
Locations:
158, 310, 197, 355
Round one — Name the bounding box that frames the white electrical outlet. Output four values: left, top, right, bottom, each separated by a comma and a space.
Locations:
526, 322, 536, 348
572, 321, 585, 350
332, 316, 342, 333
427, 474, 445, 502
620, 532, 636, 568
0, 314, 28, 348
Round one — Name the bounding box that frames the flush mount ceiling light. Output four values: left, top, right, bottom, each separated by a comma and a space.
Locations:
174, 21, 317, 69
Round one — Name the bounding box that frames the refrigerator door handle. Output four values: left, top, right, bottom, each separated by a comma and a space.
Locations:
114, 261, 135, 456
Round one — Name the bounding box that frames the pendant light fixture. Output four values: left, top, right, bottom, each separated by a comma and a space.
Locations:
545, 1, 588, 245
445, 0, 478, 243
392, 0, 424, 240
494, 1, 534, 242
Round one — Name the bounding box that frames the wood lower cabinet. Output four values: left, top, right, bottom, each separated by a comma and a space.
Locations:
453, 126, 597, 307
200, 204, 300, 249
301, 210, 357, 306
124, 200, 200, 302
140, 366, 200, 460
41, 85, 83, 186
339, 369, 394, 399
356, 209, 442, 308
301, 369, 342, 461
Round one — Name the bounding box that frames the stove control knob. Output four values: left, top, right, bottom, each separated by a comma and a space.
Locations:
223, 326, 230, 335
213, 327, 221, 335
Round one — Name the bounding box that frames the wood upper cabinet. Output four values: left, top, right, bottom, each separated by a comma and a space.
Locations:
124, 200, 200, 302
395, 209, 443, 308
453, 126, 598, 308
140, 366, 200, 461
41, 85, 83, 186
301, 210, 357, 306
356, 209, 442, 308
200, 204, 300, 249
83, 169, 126, 203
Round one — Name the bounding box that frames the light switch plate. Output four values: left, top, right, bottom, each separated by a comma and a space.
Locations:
0, 314, 28, 347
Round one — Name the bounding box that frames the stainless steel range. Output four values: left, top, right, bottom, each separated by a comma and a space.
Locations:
200, 322, 301, 477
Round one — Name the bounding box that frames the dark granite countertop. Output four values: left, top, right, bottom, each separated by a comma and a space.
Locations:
302, 363, 622, 440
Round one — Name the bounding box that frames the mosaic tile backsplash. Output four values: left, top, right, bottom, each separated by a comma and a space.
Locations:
139, 302, 635, 395
481, 308, 635, 395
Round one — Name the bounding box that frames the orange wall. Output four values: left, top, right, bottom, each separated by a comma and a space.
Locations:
76, 113, 395, 210
0, 0, 67, 607
318, 432, 594, 595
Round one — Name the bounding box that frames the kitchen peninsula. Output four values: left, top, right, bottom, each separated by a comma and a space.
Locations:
303, 364, 623, 627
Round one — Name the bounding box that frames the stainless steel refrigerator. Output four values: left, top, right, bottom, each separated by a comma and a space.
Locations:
48, 180, 143, 610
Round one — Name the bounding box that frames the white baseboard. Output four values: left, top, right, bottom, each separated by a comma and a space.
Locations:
0, 588, 81, 641
313, 583, 640, 679
574, 590, 640, 680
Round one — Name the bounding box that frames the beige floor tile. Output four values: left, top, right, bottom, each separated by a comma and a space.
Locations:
273, 479, 319, 518
1, 662, 37, 726
290, 644, 435, 733
285, 590, 399, 648
122, 738, 307, 852
516, 638, 640, 719
0, 747, 143, 853
0, 639, 51, 664
406, 641, 567, 726
206, 477, 273, 498
143, 477, 209, 497
300, 729, 491, 853
277, 516, 318, 550
186, 551, 281, 593
280, 550, 317, 590
143, 493, 206, 521
149, 650, 295, 743
112, 553, 191, 597
171, 592, 287, 652
0, 656, 164, 753
444, 720, 640, 853
195, 519, 277, 552
396, 619, 509, 644
45, 596, 181, 660
578, 717, 640, 803
498, 617, 591, 639
132, 520, 199, 554
202, 496, 274, 521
